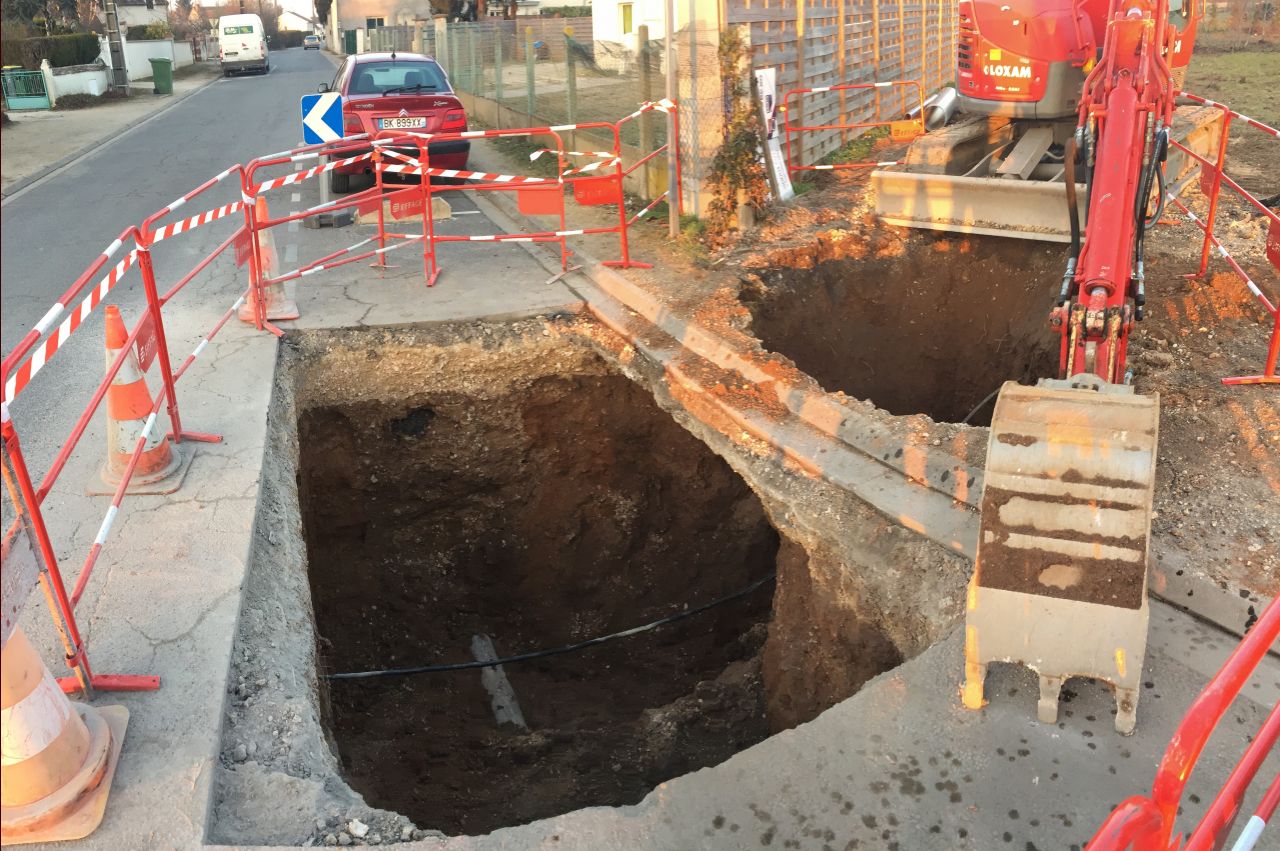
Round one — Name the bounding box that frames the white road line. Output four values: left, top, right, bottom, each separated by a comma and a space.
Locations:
291, 192, 301, 203
288, 220, 300, 233
284, 243, 298, 264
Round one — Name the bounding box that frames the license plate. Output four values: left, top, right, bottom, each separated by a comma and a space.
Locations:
379, 117, 426, 129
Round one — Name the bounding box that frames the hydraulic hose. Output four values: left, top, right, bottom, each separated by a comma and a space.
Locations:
1132, 126, 1169, 319
1058, 135, 1083, 306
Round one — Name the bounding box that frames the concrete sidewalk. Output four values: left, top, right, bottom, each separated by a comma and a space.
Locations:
1, 63, 222, 197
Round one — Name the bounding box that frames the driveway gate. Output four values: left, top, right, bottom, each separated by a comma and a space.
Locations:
2, 68, 51, 110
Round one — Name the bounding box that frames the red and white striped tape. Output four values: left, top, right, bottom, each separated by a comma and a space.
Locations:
1177, 91, 1279, 138
252, 152, 374, 194
379, 159, 550, 185
620, 98, 676, 123
531, 148, 614, 161
1167, 193, 1274, 313
561, 158, 620, 177
809, 161, 900, 170
149, 202, 244, 243
459, 228, 585, 243
4, 250, 139, 404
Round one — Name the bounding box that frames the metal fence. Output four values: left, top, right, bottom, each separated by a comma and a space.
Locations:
349, 6, 956, 212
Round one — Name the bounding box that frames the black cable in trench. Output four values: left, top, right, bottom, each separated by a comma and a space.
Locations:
325, 572, 778, 682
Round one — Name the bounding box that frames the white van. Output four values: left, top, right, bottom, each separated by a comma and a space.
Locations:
218, 13, 269, 75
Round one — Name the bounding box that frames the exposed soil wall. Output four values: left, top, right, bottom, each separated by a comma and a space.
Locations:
299, 356, 781, 835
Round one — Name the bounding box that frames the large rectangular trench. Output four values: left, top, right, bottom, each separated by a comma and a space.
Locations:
210, 317, 963, 846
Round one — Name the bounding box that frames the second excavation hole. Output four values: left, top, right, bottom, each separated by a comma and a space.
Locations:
745, 233, 1064, 426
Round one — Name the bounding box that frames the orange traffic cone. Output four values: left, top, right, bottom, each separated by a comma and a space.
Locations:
0, 626, 128, 844
237, 196, 300, 325
88, 305, 193, 496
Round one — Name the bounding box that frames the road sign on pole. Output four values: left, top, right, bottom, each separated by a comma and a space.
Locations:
301, 93, 345, 144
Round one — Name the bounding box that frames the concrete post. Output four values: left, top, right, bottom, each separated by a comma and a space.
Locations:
39, 59, 58, 108
434, 17, 448, 69
412, 22, 423, 54
637, 25, 654, 194
524, 26, 535, 120
468, 25, 478, 95
494, 31, 504, 102
564, 26, 577, 124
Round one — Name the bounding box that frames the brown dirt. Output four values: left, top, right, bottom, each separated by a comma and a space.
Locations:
740, 228, 1062, 426
297, 358, 781, 835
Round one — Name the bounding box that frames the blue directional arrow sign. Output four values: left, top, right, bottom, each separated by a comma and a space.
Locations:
301, 92, 344, 144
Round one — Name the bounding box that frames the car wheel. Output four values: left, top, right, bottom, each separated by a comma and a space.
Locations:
331, 171, 351, 194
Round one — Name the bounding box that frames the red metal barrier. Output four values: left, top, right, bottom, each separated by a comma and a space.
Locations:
1167, 90, 1279, 386
1, 174, 249, 694
1, 103, 681, 697
1087, 598, 1280, 851
780, 81, 925, 176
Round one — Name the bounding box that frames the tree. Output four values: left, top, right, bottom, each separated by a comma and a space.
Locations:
315, 0, 329, 25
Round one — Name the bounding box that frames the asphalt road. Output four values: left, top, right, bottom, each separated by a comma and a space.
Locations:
1, 45, 551, 478
2, 49, 345, 473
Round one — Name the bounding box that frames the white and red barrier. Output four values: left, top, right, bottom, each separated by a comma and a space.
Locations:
1168, 91, 1279, 386
0, 101, 682, 701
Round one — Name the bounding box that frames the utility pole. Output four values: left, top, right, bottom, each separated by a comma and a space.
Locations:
103, 0, 129, 92
665, 0, 678, 237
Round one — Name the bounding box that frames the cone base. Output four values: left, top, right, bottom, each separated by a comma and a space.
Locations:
1, 705, 129, 845
89, 439, 195, 496
237, 297, 300, 323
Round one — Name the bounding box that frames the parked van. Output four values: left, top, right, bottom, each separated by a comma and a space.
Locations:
218, 13, 269, 75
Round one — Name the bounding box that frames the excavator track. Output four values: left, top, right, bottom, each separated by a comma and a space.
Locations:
964, 379, 1160, 734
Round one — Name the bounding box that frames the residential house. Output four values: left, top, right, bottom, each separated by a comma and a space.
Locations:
102, 0, 171, 28
592, 0, 660, 71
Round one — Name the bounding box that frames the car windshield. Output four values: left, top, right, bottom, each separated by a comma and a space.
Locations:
347, 61, 448, 95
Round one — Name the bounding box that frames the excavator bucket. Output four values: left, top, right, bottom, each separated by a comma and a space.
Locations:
871, 105, 1223, 242
963, 379, 1159, 735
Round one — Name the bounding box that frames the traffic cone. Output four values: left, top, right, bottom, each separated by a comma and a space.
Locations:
0, 626, 128, 844
237, 196, 300, 325
88, 305, 193, 496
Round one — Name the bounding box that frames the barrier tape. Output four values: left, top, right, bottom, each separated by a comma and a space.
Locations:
810, 160, 901, 170
619, 98, 676, 123
1167, 193, 1275, 313
4, 250, 140, 405
1176, 91, 1279, 138
149, 202, 245, 244
252, 152, 374, 194
561, 158, 620, 177
531, 149, 614, 160
628, 191, 670, 225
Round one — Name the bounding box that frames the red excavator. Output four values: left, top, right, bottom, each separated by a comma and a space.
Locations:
908, 0, 1209, 733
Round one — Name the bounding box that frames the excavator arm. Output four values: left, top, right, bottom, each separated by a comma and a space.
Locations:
964, 0, 1191, 735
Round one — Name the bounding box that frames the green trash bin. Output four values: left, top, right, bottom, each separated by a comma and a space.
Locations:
149, 57, 173, 95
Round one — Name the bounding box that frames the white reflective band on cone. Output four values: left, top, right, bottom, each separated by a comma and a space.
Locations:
0, 668, 73, 765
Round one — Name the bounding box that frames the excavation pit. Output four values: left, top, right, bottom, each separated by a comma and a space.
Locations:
295, 328, 781, 836
744, 233, 1063, 425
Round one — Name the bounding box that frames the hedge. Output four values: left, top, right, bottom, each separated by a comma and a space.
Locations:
271, 30, 308, 48
0, 33, 100, 70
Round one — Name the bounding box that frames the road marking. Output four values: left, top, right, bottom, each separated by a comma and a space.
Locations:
291, 192, 301, 203
284, 243, 298, 264
288, 220, 300, 233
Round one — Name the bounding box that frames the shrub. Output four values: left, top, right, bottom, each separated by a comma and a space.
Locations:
55, 89, 129, 110
0, 33, 100, 69
142, 21, 172, 39
271, 30, 307, 48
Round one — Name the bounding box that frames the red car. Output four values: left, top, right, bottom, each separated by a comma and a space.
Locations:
319, 52, 469, 193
